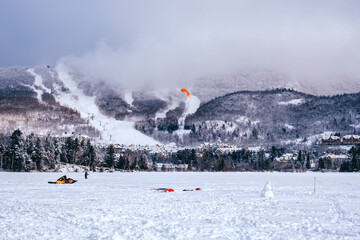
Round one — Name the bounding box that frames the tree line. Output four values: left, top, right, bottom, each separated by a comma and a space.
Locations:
0, 129, 98, 171
1, 129, 359, 172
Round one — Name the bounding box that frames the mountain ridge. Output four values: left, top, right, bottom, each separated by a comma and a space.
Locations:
1, 65, 360, 148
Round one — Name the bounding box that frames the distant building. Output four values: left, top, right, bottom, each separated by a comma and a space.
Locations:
321, 135, 360, 145
342, 135, 360, 145
321, 136, 341, 145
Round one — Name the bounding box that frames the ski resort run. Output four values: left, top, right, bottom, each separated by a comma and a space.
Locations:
54, 63, 160, 146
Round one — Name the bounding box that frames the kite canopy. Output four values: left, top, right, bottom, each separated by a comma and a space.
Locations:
181, 88, 191, 98
48, 175, 77, 184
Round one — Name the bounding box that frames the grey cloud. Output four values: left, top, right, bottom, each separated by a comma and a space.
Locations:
1, 0, 360, 89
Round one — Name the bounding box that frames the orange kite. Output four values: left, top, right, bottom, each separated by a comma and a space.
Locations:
181, 88, 191, 98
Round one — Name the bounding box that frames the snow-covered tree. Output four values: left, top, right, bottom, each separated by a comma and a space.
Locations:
105, 145, 115, 168
117, 155, 127, 170
139, 154, 149, 170
3, 129, 29, 171
32, 138, 44, 171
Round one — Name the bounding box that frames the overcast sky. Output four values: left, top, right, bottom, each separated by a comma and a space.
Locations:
1, 0, 359, 87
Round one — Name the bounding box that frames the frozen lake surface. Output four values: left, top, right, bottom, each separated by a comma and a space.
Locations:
1, 172, 359, 239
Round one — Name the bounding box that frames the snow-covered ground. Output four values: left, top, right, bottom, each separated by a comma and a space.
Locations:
1, 172, 359, 240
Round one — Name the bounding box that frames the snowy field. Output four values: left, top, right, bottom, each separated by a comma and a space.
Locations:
1, 172, 360, 240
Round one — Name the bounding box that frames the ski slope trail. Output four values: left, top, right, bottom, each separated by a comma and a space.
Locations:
26, 68, 52, 103
178, 95, 201, 129
54, 63, 160, 145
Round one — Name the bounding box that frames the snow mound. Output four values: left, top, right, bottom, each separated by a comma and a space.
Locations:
261, 180, 274, 199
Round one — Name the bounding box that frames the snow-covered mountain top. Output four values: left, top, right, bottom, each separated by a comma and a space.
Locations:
192, 70, 360, 102
2, 65, 360, 147
2, 65, 360, 101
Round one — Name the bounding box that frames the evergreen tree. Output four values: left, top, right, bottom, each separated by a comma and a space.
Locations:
25, 134, 35, 155
88, 143, 96, 168
339, 161, 352, 172
60, 148, 68, 163
117, 155, 126, 170
251, 128, 259, 140
0, 143, 4, 169
257, 150, 265, 170
83, 140, 96, 168
43, 136, 51, 152
264, 159, 270, 170
130, 156, 138, 170
24, 133, 36, 170
72, 138, 80, 164
217, 158, 225, 171
306, 153, 311, 169
270, 146, 277, 161
349, 145, 360, 171
32, 138, 44, 171
5, 129, 27, 171
139, 154, 149, 170
190, 149, 196, 169
318, 158, 325, 170
105, 145, 115, 168
296, 150, 303, 170
47, 140, 56, 169
65, 137, 74, 164
53, 138, 61, 167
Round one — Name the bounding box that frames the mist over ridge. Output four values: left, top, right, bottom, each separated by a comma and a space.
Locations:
1, 1, 359, 93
